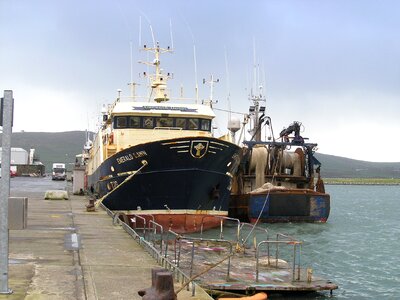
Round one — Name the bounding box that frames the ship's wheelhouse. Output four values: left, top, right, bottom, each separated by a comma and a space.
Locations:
113, 115, 212, 132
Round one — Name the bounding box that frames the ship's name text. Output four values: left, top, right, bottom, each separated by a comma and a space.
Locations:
116, 151, 148, 164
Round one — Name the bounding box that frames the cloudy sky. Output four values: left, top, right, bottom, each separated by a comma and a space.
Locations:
1, 0, 399, 162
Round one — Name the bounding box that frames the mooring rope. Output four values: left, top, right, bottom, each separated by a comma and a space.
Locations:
94, 160, 148, 208
241, 157, 279, 246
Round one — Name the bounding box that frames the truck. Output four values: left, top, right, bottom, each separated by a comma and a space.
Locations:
52, 163, 66, 180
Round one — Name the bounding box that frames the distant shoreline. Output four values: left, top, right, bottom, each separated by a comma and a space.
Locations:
324, 178, 400, 185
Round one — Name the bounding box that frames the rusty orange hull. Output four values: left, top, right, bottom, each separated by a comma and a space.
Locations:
123, 212, 226, 234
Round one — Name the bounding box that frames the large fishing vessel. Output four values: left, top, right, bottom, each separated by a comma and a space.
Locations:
229, 89, 330, 223
85, 42, 241, 233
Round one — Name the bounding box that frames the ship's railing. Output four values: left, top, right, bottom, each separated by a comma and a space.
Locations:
255, 233, 303, 282
129, 214, 147, 236
166, 222, 303, 284
102, 206, 199, 296
148, 220, 164, 254
239, 222, 269, 251
166, 230, 234, 279
120, 221, 196, 295
198, 216, 270, 251
104, 204, 305, 287
199, 215, 241, 242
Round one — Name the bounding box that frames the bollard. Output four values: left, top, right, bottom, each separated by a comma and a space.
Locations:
138, 268, 177, 300
307, 268, 313, 283
86, 198, 96, 212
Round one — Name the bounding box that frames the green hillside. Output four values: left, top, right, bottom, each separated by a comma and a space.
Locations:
1, 131, 400, 178
0, 131, 87, 173
315, 153, 400, 178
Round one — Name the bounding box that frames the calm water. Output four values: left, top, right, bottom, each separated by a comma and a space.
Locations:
10, 179, 399, 298
262, 185, 400, 299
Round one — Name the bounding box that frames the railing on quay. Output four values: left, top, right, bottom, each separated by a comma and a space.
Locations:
165, 230, 234, 279
255, 233, 303, 282
101, 205, 197, 296
102, 204, 305, 290
238, 222, 269, 252
199, 215, 241, 242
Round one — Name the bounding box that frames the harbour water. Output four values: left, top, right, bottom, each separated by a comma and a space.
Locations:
9, 178, 400, 299
263, 185, 400, 299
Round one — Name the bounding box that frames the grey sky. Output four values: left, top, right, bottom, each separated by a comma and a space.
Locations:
1, 0, 399, 162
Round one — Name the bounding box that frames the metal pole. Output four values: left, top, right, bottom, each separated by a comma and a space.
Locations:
0, 90, 13, 294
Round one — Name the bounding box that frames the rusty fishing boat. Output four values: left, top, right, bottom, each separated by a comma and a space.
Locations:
229, 89, 330, 223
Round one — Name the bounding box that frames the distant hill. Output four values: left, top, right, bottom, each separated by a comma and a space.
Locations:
0, 131, 87, 173
1, 131, 400, 178
315, 153, 400, 178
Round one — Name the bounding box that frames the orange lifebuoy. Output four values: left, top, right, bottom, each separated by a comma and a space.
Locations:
221, 292, 267, 300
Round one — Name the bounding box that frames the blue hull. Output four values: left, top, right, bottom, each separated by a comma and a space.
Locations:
230, 190, 330, 223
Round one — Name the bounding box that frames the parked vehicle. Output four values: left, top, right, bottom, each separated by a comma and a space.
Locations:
52, 163, 66, 180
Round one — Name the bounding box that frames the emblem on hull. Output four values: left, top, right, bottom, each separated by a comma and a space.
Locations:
190, 140, 209, 158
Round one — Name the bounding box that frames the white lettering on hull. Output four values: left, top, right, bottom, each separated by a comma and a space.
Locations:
116, 151, 148, 164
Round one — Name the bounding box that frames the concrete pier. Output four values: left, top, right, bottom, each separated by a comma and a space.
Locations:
5, 177, 211, 300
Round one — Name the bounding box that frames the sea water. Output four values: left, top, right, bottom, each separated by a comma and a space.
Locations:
262, 185, 400, 299
12, 178, 398, 298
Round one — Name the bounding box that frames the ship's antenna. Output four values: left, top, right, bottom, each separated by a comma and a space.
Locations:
224, 47, 231, 121
183, 20, 198, 103
262, 60, 267, 97
128, 41, 138, 99
130, 41, 133, 86
253, 37, 257, 99
149, 25, 156, 48
169, 19, 174, 50
248, 37, 266, 142
138, 16, 142, 47
139, 11, 156, 48
193, 45, 199, 103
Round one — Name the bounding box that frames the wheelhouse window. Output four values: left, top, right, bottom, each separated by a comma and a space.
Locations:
188, 118, 199, 130
129, 116, 141, 128
200, 119, 211, 131
175, 118, 186, 129
156, 117, 174, 127
116, 116, 127, 128
113, 115, 212, 132
143, 117, 154, 129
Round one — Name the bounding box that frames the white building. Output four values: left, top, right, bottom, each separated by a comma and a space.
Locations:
0, 147, 29, 165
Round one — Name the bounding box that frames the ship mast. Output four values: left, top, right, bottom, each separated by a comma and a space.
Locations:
139, 42, 173, 103
248, 40, 266, 142
248, 85, 266, 142
202, 74, 219, 108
